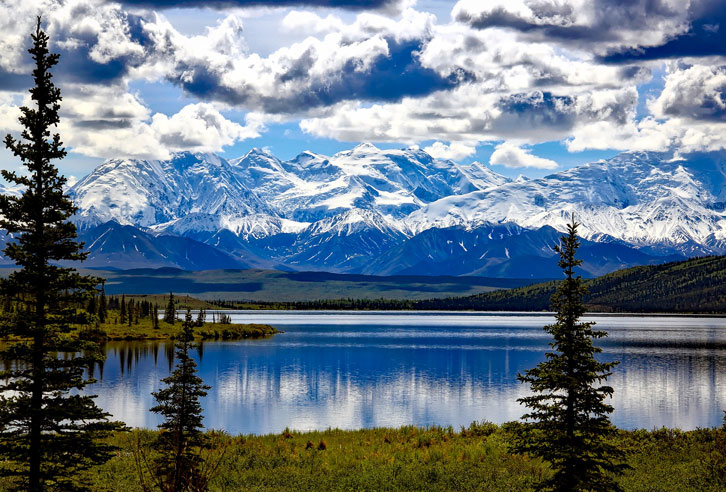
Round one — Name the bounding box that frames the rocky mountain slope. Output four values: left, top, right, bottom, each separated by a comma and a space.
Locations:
56, 145, 726, 275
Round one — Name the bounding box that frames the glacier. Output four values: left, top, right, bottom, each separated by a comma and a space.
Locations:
55, 144, 726, 276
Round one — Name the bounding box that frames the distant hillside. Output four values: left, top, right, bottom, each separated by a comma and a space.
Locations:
424, 256, 726, 313
56, 268, 538, 302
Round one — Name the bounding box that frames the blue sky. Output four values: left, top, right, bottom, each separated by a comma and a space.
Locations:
1, 0, 725, 183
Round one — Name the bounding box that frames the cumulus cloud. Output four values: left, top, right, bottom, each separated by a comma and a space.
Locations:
281, 11, 346, 34
602, 1, 726, 62
567, 64, 726, 153
300, 86, 638, 146
148, 8, 467, 114
0, 93, 24, 133
150, 103, 262, 151
116, 0, 404, 11
649, 64, 726, 120
2, 0, 726, 164
51, 83, 260, 158
489, 142, 558, 169
453, 0, 726, 64
453, 0, 692, 55
423, 141, 477, 160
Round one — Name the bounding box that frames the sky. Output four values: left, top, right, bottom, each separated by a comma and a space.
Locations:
1, 0, 726, 183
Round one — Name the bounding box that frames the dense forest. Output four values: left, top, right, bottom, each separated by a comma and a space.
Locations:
218, 256, 726, 313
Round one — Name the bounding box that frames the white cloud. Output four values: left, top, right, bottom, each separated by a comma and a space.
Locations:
2, 0, 725, 164
0, 93, 24, 133
649, 63, 726, 120
452, 0, 692, 54
566, 65, 726, 153
489, 142, 558, 169
55, 84, 261, 159
423, 141, 476, 160
281, 11, 345, 35
150, 103, 262, 152
299, 84, 638, 148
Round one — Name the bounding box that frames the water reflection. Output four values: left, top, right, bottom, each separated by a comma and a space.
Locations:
86, 312, 726, 434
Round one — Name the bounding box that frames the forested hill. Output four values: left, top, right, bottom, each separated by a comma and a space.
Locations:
418, 255, 726, 313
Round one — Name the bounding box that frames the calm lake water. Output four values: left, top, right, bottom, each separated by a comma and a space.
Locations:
87, 311, 726, 434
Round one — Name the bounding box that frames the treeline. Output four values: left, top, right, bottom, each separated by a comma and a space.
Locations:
580, 255, 726, 312
216, 256, 726, 313
435, 255, 726, 312
104, 294, 159, 326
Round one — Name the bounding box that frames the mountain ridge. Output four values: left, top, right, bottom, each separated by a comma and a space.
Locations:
58, 145, 726, 275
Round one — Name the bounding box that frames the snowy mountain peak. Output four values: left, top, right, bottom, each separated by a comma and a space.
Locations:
65, 146, 726, 274
351, 142, 380, 153
169, 151, 225, 170
70, 151, 272, 230
236, 147, 278, 163
410, 149, 726, 252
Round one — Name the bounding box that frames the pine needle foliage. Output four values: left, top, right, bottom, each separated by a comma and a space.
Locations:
514, 215, 628, 492
0, 18, 125, 492
164, 292, 177, 324
145, 310, 211, 491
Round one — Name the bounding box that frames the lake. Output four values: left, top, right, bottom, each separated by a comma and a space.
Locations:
87, 311, 726, 434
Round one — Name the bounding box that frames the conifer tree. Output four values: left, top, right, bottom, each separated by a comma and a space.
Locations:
153, 305, 160, 329
120, 294, 127, 324
98, 286, 107, 324
146, 310, 211, 491
87, 294, 97, 317
0, 18, 125, 491
164, 292, 176, 324
195, 308, 205, 327
514, 215, 627, 491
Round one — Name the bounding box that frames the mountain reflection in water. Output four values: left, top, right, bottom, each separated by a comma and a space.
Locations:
86, 312, 726, 434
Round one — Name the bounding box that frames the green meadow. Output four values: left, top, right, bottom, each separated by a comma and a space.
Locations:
61, 424, 726, 492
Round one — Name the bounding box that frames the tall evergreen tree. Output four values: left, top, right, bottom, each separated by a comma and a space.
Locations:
164, 292, 176, 324
86, 294, 97, 317
120, 294, 127, 324
146, 310, 211, 491
514, 215, 627, 492
195, 308, 205, 327
0, 18, 124, 491
98, 286, 107, 324
153, 304, 160, 329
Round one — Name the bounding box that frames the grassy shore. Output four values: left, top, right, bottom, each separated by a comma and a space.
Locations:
70, 423, 726, 491
79, 310, 278, 341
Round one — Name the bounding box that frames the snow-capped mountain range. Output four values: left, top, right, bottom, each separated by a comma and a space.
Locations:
59, 144, 726, 276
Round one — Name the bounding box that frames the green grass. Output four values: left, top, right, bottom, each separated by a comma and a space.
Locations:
62, 424, 726, 492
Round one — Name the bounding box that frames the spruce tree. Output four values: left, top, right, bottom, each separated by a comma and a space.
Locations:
120, 294, 127, 324
195, 308, 205, 327
98, 286, 107, 324
147, 310, 210, 491
0, 18, 125, 491
86, 294, 97, 317
514, 215, 627, 491
164, 291, 176, 324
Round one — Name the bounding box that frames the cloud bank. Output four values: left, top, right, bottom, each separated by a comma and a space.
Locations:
1, 0, 725, 163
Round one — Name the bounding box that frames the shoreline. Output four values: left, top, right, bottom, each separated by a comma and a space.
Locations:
194, 308, 726, 318
80, 321, 279, 342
